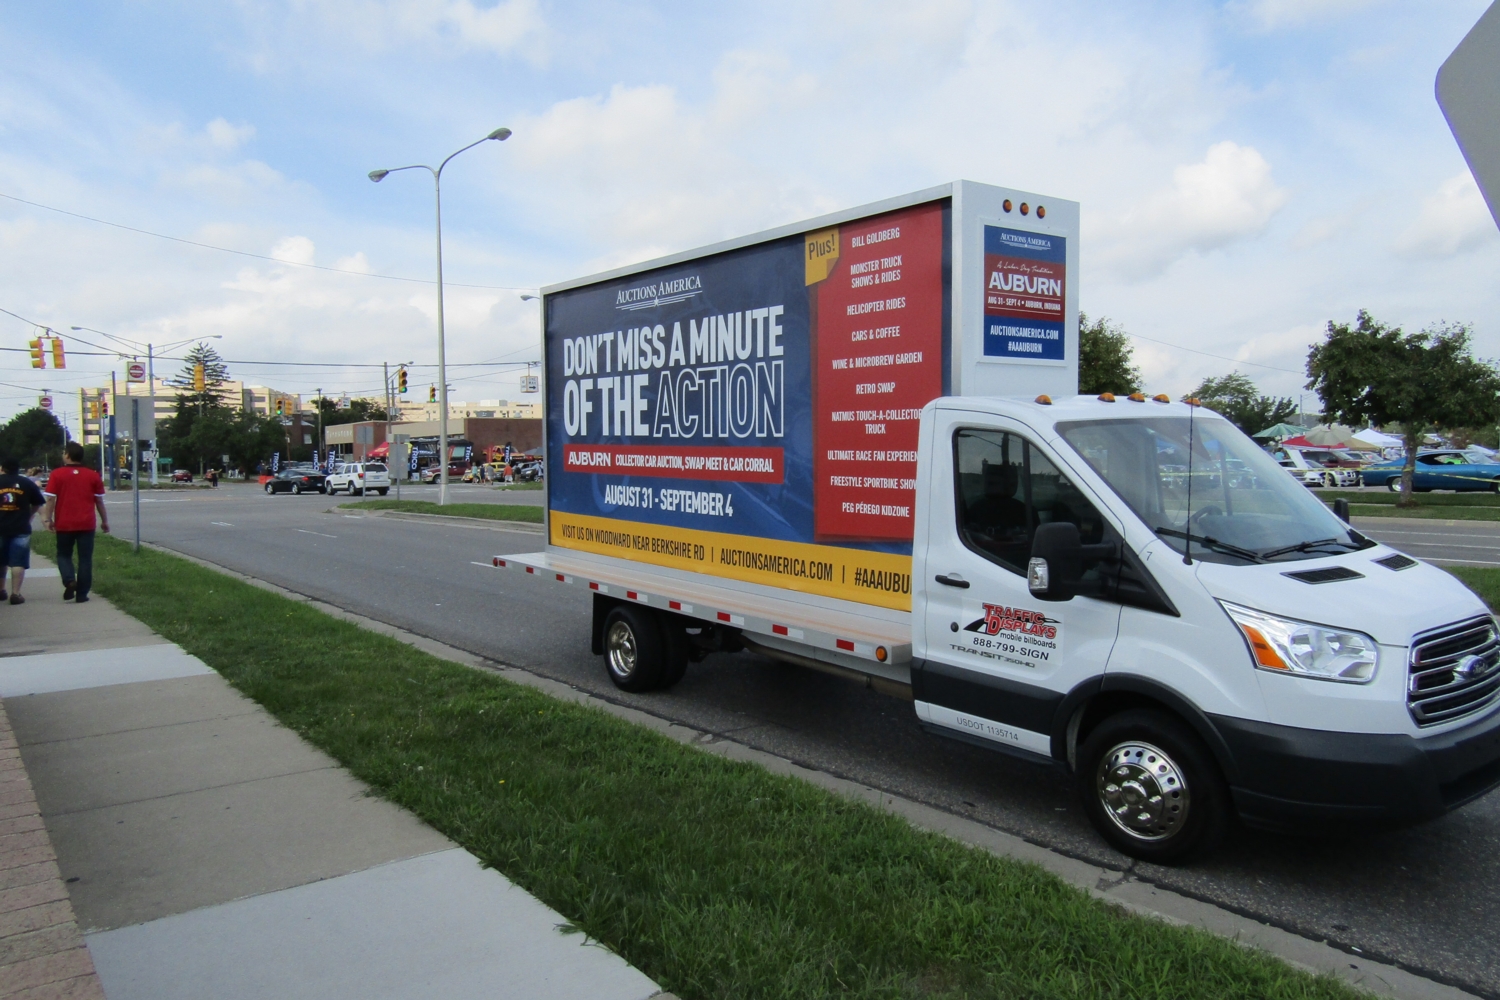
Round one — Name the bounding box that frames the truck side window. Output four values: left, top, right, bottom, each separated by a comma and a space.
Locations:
954, 428, 1106, 575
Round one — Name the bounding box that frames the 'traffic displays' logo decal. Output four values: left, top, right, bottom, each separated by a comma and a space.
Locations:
964, 603, 1058, 639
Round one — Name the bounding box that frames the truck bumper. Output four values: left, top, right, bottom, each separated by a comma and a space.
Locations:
1210, 708, 1500, 831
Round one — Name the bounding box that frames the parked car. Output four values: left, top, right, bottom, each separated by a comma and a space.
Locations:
264, 469, 328, 495
1271, 447, 1358, 488
513, 459, 543, 482
1365, 450, 1500, 492
325, 462, 391, 496
419, 462, 467, 484
171, 469, 193, 483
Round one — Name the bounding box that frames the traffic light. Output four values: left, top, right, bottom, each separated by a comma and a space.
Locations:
193, 363, 206, 392
398, 368, 408, 394
28, 339, 44, 369
275, 398, 285, 415
50, 338, 65, 369
89, 400, 99, 419
99, 396, 108, 417
428, 385, 436, 403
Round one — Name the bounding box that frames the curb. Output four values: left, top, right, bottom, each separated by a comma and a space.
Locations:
136, 540, 1482, 1000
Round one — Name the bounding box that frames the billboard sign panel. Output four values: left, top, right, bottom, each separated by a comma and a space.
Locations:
545, 200, 951, 610
982, 225, 1066, 363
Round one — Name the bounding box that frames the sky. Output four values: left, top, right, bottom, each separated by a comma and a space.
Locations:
1, 0, 1497, 429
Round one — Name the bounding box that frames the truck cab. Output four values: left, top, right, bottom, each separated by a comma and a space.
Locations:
912, 394, 1500, 860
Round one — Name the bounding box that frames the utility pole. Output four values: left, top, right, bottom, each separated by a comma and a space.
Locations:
131, 397, 140, 552
316, 388, 323, 469
147, 343, 158, 485
108, 372, 118, 490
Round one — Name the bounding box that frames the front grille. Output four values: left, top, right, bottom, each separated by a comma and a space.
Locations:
1409, 616, 1500, 727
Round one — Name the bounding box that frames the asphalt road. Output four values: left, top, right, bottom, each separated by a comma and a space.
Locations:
105, 483, 1500, 998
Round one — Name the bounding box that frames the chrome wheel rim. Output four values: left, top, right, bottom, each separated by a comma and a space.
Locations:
606, 620, 637, 680
1096, 741, 1189, 842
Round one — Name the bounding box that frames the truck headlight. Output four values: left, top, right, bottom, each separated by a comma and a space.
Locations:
1220, 602, 1378, 683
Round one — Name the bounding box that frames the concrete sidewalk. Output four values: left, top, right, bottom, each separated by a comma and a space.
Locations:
0, 556, 665, 1000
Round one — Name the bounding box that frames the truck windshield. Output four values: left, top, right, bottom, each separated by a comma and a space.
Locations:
1056, 416, 1372, 564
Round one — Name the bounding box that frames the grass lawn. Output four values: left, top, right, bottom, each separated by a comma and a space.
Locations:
338, 499, 543, 523
28, 531, 1359, 1000
1320, 490, 1500, 507
1446, 565, 1500, 610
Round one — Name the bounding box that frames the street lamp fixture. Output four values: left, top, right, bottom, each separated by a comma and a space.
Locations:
368, 126, 512, 506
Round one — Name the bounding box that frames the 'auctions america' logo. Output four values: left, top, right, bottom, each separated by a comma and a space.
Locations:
615, 274, 703, 311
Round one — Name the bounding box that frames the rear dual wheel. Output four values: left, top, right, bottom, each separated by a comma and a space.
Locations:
603, 605, 688, 692
1077, 709, 1228, 863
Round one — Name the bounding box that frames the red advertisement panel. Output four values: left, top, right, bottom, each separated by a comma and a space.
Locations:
811, 202, 946, 541
563, 444, 784, 483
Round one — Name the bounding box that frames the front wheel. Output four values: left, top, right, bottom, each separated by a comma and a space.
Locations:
1322, 471, 1335, 488
264, 483, 274, 494
1077, 709, 1228, 863
1387, 477, 1402, 492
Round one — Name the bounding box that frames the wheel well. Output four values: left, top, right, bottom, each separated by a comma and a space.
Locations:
1063, 687, 1238, 784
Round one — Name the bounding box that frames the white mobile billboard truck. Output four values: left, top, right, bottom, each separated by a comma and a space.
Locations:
496, 181, 1500, 861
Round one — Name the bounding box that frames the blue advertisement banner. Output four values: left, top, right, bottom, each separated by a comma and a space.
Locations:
982, 225, 1067, 363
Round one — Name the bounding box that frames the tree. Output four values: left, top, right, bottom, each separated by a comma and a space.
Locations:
1188, 371, 1299, 436
157, 403, 285, 476
1307, 310, 1500, 505
314, 396, 387, 427
1078, 313, 1143, 395
176, 342, 232, 410
0, 408, 67, 469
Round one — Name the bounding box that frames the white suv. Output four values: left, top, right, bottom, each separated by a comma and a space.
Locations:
325, 462, 391, 496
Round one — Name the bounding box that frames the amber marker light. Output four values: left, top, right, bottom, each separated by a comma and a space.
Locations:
1003, 199, 1013, 212
1128, 392, 1145, 402
1098, 392, 1116, 402
1037, 205, 1046, 219
1035, 394, 1053, 405
1184, 397, 1202, 406
1237, 623, 1290, 670
1020, 202, 1030, 215
876, 646, 888, 662
1153, 394, 1171, 403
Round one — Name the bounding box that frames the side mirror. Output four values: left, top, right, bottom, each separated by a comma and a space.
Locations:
1029, 522, 1082, 601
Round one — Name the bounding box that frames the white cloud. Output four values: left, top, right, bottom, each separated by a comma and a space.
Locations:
205, 118, 256, 152
1095, 141, 1288, 279
1394, 171, 1498, 258
290, 0, 545, 58
1230, 0, 1384, 31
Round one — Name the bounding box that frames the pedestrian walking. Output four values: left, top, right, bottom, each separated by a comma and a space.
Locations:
0, 456, 45, 605
208, 468, 219, 488
42, 442, 109, 603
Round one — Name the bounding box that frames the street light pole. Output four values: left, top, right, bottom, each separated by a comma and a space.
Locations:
369, 127, 511, 506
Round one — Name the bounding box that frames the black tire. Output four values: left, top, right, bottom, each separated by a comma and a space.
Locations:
658, 617, 690, 688
293, 483, 302, 495
353, 487, 364, 496
1076, 709, 1229, 863
264, 483, 274, 494
1386, 477, 1402, 492
602, 605, 668, 692
1491, 480, 1500, 495
376, 488, 389, 496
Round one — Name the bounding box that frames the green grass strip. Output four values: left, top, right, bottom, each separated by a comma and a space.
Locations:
31, 531, 1362, 1000
1320, 490, 1500, 508
1445, 566, 1500, 610
338, 499, 543, 523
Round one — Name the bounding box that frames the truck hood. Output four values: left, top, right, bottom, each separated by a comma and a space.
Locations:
1192, 548, 1489, 647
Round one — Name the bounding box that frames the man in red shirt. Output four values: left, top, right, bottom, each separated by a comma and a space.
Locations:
43, 442, 110, 603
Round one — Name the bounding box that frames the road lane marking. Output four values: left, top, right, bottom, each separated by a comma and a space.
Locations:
211, 522, 234, 527
469, 561, 498, 568
295, 529, 337, 538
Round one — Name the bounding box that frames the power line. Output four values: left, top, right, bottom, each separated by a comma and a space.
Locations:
1125, 332, 1305, 376
0, 191, 537, 292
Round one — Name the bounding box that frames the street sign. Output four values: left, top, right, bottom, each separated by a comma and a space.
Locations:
520, 374, 540, 393
1437, 0, 1500, 229
126, 362, 146, 383
38, 395, 52, 410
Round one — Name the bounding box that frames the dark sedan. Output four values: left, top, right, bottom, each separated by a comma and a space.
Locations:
264, 469, 327, 495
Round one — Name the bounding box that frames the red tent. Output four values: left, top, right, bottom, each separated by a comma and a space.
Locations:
367, 441, 390, 458
1279, 435, 1320, 449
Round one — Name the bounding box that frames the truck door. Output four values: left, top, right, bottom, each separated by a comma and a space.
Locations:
914, 413, 1123, 758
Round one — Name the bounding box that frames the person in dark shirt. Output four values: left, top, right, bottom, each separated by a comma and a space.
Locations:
0, 455, 46, 604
